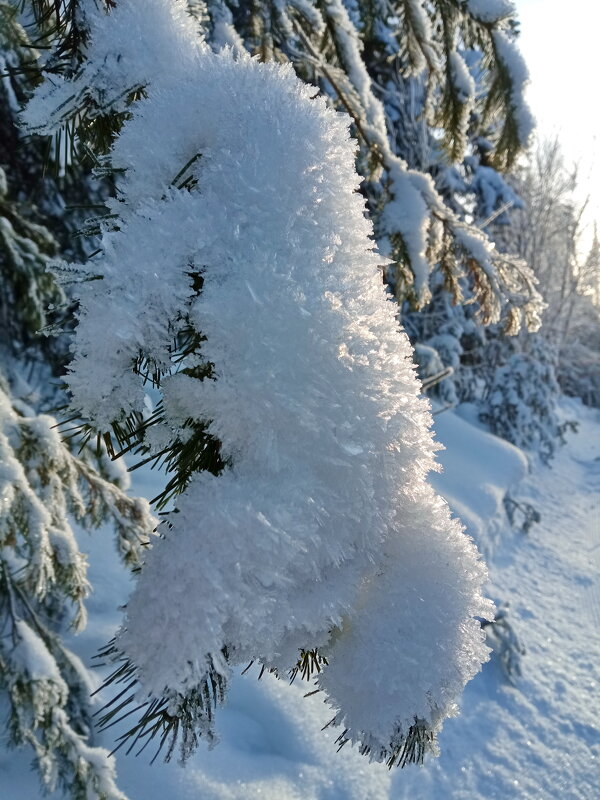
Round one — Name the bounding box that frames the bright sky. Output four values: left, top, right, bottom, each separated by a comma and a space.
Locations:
516, 0, 600, 243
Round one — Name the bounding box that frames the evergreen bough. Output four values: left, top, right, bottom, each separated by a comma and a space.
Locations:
21, 0, 496, 770
0, 5, 156, 796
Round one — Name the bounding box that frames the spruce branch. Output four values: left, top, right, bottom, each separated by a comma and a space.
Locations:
92, 639, 227, 765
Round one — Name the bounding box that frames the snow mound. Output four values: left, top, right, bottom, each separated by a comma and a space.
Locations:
431, 405, 528, 554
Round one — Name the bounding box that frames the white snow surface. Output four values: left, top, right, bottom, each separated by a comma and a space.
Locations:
2, 400, 598, 798
430, 403, 528, 557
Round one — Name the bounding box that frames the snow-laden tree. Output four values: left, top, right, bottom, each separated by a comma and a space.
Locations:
507, 141, 600, 409
479, 337, 563, 463
509, 141, 583, 340
0, 7, 156, 797
558, 224, 600, 407
477, 140, 600, 445
354, 20, 538, 413
22, 0, 496, 768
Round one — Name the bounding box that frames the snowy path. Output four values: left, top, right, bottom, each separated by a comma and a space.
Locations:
392, 401, 600, 800
1, 402, 599, 799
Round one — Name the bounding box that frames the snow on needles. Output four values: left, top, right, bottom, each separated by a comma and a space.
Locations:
491, 29, 535, 146
22, 0, 203, 134
467, 0, 515, 24
36, 0, 492, 761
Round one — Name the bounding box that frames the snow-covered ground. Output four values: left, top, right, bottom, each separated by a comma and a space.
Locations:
1, 400, 598, 799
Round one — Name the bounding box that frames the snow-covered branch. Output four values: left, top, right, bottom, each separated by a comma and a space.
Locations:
29, 0, 493, 764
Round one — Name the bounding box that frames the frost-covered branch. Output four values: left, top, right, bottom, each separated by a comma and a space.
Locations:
0, 377, 155, 796
26, 1, 494, 765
